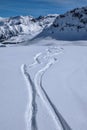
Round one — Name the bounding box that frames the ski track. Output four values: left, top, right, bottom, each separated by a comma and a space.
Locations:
21, 46, 72, 130
21, 64, 38, 130
35, 59, 72, 130
29, 52, 42, 68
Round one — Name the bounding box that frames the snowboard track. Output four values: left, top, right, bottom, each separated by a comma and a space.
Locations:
21, 46, 72, 130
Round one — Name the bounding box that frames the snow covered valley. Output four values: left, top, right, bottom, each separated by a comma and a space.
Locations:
0, 40, 87, 130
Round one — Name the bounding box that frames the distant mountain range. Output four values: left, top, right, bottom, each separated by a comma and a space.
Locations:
35, 6, 87, 41
0, 6, 87, 44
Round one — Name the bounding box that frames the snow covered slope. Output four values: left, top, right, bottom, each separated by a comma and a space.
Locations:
0, 40, 87, 130
35, 6, 87, 41
0, 15, 57, 43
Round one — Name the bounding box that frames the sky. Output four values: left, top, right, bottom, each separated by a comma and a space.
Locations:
0, 0, 87, 17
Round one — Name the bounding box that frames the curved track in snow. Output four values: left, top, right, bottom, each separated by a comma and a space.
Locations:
21, 46, 72, 130
21, 64, 38, 130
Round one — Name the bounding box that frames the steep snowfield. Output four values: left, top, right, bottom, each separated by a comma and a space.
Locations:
35, 6, 87, 41
0, 40, 87, 130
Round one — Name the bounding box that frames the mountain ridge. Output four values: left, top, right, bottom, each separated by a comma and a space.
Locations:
0, 6, 87, 43
34, 6, 87, 41
0, 14, 57, 43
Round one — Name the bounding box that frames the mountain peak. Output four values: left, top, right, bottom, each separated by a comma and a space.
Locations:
0, 6, 87, 43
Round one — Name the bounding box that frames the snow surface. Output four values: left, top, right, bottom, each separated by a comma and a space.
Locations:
0, 40, 87, 130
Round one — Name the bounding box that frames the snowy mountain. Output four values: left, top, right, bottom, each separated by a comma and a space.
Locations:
0, 6, 87, 44
35, 6, 87, 41
0, 15, 57, 43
